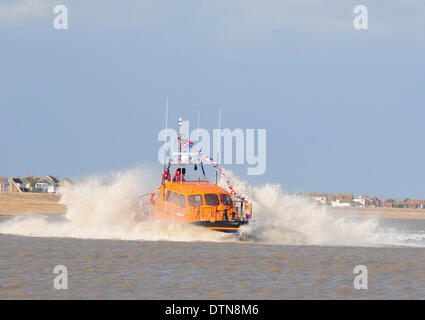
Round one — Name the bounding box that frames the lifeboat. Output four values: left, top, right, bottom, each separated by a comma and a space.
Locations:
137, 118, 251, 235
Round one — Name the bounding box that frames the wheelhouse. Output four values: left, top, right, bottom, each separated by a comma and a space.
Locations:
152, 181, 240, 223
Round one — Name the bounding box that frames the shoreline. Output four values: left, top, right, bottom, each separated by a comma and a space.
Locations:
329, 206, 425, 220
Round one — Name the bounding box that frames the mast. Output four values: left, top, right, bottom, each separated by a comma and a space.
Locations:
169, 117, 202, 182
197, 110, 200, 142
178, 117, 183, 161
216, 108, 221, 185
163, 99, 169, 171
178, 118, 183, 184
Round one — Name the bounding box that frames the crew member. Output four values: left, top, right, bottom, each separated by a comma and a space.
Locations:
162, 169, 171, 182
172, 169, 185, 182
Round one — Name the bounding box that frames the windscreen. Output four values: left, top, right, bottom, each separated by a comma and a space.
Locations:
219, 193, 233, 205
204, 194, 219, 206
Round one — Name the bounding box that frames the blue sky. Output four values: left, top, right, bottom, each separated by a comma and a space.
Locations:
1, 1, 425, 199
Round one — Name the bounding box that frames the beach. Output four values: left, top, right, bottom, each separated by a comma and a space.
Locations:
0, 193, 66, 216
329, 206, 425, 220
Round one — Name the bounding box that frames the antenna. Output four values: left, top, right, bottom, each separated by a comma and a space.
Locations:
197, 110, 200, 141
178, 117, 183, 184
163, 98, 169, 171
178, 117, 183, 161
215, 108, 221, 185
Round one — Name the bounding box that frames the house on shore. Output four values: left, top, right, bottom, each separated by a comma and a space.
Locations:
0, 177, 8, 192
372, 196, 381, 207
352, 195, 366, 207
307, 191, 424, 209
352, 195, 381, 208
331, 193, 353, 207
37, 175, 60, 193
0, 175, 72, 193
21, 176, 38, 192
7, 177, 23, 192
392, 201, 409, 208
381, 200, 425, 209
309, 192, 335, 206
406, 200, 425, 209
382, 201, 393, 208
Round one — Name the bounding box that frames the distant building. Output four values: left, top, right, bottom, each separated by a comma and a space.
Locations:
21, 176, 38, 192
336, 193, 353, 203
382, 201, 393, 208
33, 175, 60, 193
352, 196, 365, 207
361, 195, 374, 207
309, 192, 335, 206
44, 175, 60, 193
323, 193, 335, 205
371, 196, 381, 207
1, 175, 70, 194
330, 193, 353, 207
352, 195, 379, 208
406, 200, 425, 209
392, 201, 409, 208
313, 196, 327, 205
0, 177, 8, 192
35, 179, 49, 193
331, 200, 351, 207
8, 177, 23, 192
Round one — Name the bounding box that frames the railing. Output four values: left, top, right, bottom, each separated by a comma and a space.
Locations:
188, 206, 218, 222
137, 193, 154, 220
233, 199, 252, 220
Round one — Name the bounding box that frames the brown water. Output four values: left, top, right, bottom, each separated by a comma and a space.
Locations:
1, 232, 425, 299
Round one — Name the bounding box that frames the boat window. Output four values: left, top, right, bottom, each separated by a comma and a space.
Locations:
204, 194, 219, 206
172, 192, 180, 205
219, 193, 233, 205
188, 194, 203, 206
179, 194, 186, 208
166, 191, 172, 202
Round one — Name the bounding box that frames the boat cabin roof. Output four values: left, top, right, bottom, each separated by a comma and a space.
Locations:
162, 181, 229, 195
